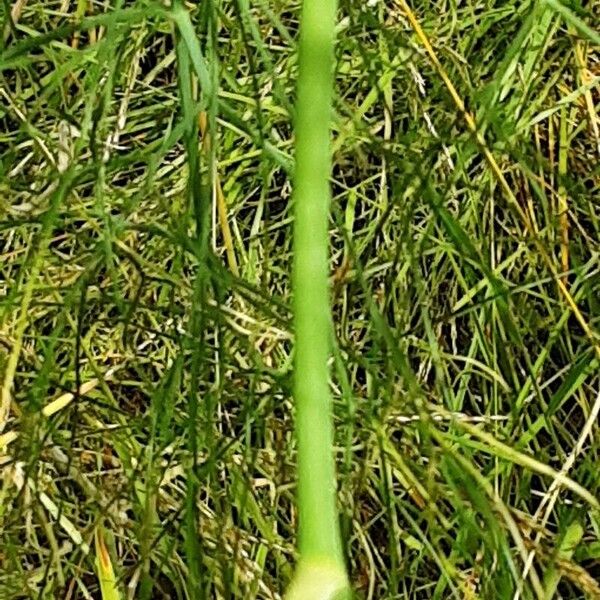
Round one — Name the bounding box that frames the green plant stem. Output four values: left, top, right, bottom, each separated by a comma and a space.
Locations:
288, 0, 349, 597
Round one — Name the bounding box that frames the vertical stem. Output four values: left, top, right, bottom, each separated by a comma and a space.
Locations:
289, 0, 349, 597
558, 106, 569, 284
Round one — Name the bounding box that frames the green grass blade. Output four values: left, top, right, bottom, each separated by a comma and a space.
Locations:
95, 528, 122, 600
544, 0, 600, 44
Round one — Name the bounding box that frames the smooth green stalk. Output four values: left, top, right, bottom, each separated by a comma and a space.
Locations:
287, 0, 349, 598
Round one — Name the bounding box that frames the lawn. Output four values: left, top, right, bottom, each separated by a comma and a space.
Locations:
1, 0, 599, 598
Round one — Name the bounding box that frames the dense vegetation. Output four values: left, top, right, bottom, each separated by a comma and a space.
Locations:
1, 1, 599, 598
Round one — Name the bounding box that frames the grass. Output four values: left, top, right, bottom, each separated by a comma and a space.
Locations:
1, 0, 600, 598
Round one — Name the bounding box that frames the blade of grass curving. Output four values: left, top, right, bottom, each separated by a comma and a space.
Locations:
0, 7, 159, 66
544, 0, 600, 45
